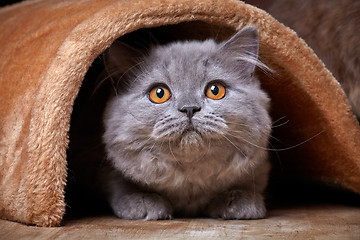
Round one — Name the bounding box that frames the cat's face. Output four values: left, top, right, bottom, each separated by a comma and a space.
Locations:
104, 27, 271, 161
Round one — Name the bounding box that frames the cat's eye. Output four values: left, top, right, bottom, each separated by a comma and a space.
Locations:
149, 86, 171, 104
206, 83, 226, 100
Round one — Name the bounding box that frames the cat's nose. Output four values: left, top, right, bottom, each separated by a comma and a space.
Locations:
179, 106, 201, 119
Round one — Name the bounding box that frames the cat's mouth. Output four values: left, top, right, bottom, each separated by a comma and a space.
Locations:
183, 124, 196, 133
179, 125, 203, 148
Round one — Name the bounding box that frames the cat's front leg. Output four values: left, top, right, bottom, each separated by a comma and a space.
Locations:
205, 190, 266, 220
101, 168, 173, 220
110, 192, 173, 220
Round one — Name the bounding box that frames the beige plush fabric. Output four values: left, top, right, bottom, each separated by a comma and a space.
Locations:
0, 0, 359, 227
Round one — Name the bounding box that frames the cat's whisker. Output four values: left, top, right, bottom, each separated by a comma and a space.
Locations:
213, 24, 223, 42
226, 118, 289, 141
125, 107, 146, 124
227, 130, 324, 152
168, 138, 179, 163
269, 135, 282, 143
272, 119, 290, 129
146, 29, 161, 46
93, 69, 121, 96
142, 135, 157, 153
222, 134, 247, 158
224, 122, 255, 129
225, 131, 267, 150
156, 136, 167, 154
94, 64, 137, 97
267, 140, 283, 171
234, 52, 273, 73
226, 131, 276, 151
115, 61, 145, 92
270, 130, 325, 152
272, 116, 287, 125
225, 129, 259, 138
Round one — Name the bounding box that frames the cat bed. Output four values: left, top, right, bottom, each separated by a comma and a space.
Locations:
0, 0, 359, 227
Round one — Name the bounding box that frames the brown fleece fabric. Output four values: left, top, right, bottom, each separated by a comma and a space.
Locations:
0, 0, 359, 227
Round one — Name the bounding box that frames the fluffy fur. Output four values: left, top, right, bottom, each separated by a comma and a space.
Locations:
102, 26, 271, 220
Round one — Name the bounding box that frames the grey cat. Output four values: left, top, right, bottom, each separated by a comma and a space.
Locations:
101, 26, 271, 220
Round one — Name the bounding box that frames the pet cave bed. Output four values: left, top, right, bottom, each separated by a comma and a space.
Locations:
0, 0, 359, 227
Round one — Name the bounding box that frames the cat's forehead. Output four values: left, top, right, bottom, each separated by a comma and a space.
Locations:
152, 39, 218, 58
142, 40, 221, 87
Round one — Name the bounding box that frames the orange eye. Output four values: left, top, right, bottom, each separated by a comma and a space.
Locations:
206, 83, 226, 100
149, 86, 171, 104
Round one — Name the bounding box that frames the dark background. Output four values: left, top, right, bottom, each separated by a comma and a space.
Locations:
1, 0, 22, 7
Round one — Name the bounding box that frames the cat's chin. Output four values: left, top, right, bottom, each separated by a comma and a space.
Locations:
180, 130, 203, 149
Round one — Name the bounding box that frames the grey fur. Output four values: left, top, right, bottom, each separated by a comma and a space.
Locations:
102, 26, 271, 220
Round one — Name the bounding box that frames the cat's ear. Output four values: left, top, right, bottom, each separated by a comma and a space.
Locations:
104, 41, 144, 81
219, 26, 259, 75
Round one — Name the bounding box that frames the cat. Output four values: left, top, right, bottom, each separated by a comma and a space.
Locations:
269, 0, 360, 120
101, 26, 272, 220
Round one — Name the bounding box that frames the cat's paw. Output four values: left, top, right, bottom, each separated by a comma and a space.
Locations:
206, 190, 266, 220
111, 193, 173, 220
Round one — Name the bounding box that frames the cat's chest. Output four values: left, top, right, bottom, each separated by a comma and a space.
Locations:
138, 151, 250, 194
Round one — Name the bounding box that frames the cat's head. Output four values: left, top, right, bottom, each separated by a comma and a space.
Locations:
103, 26, 271, 161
